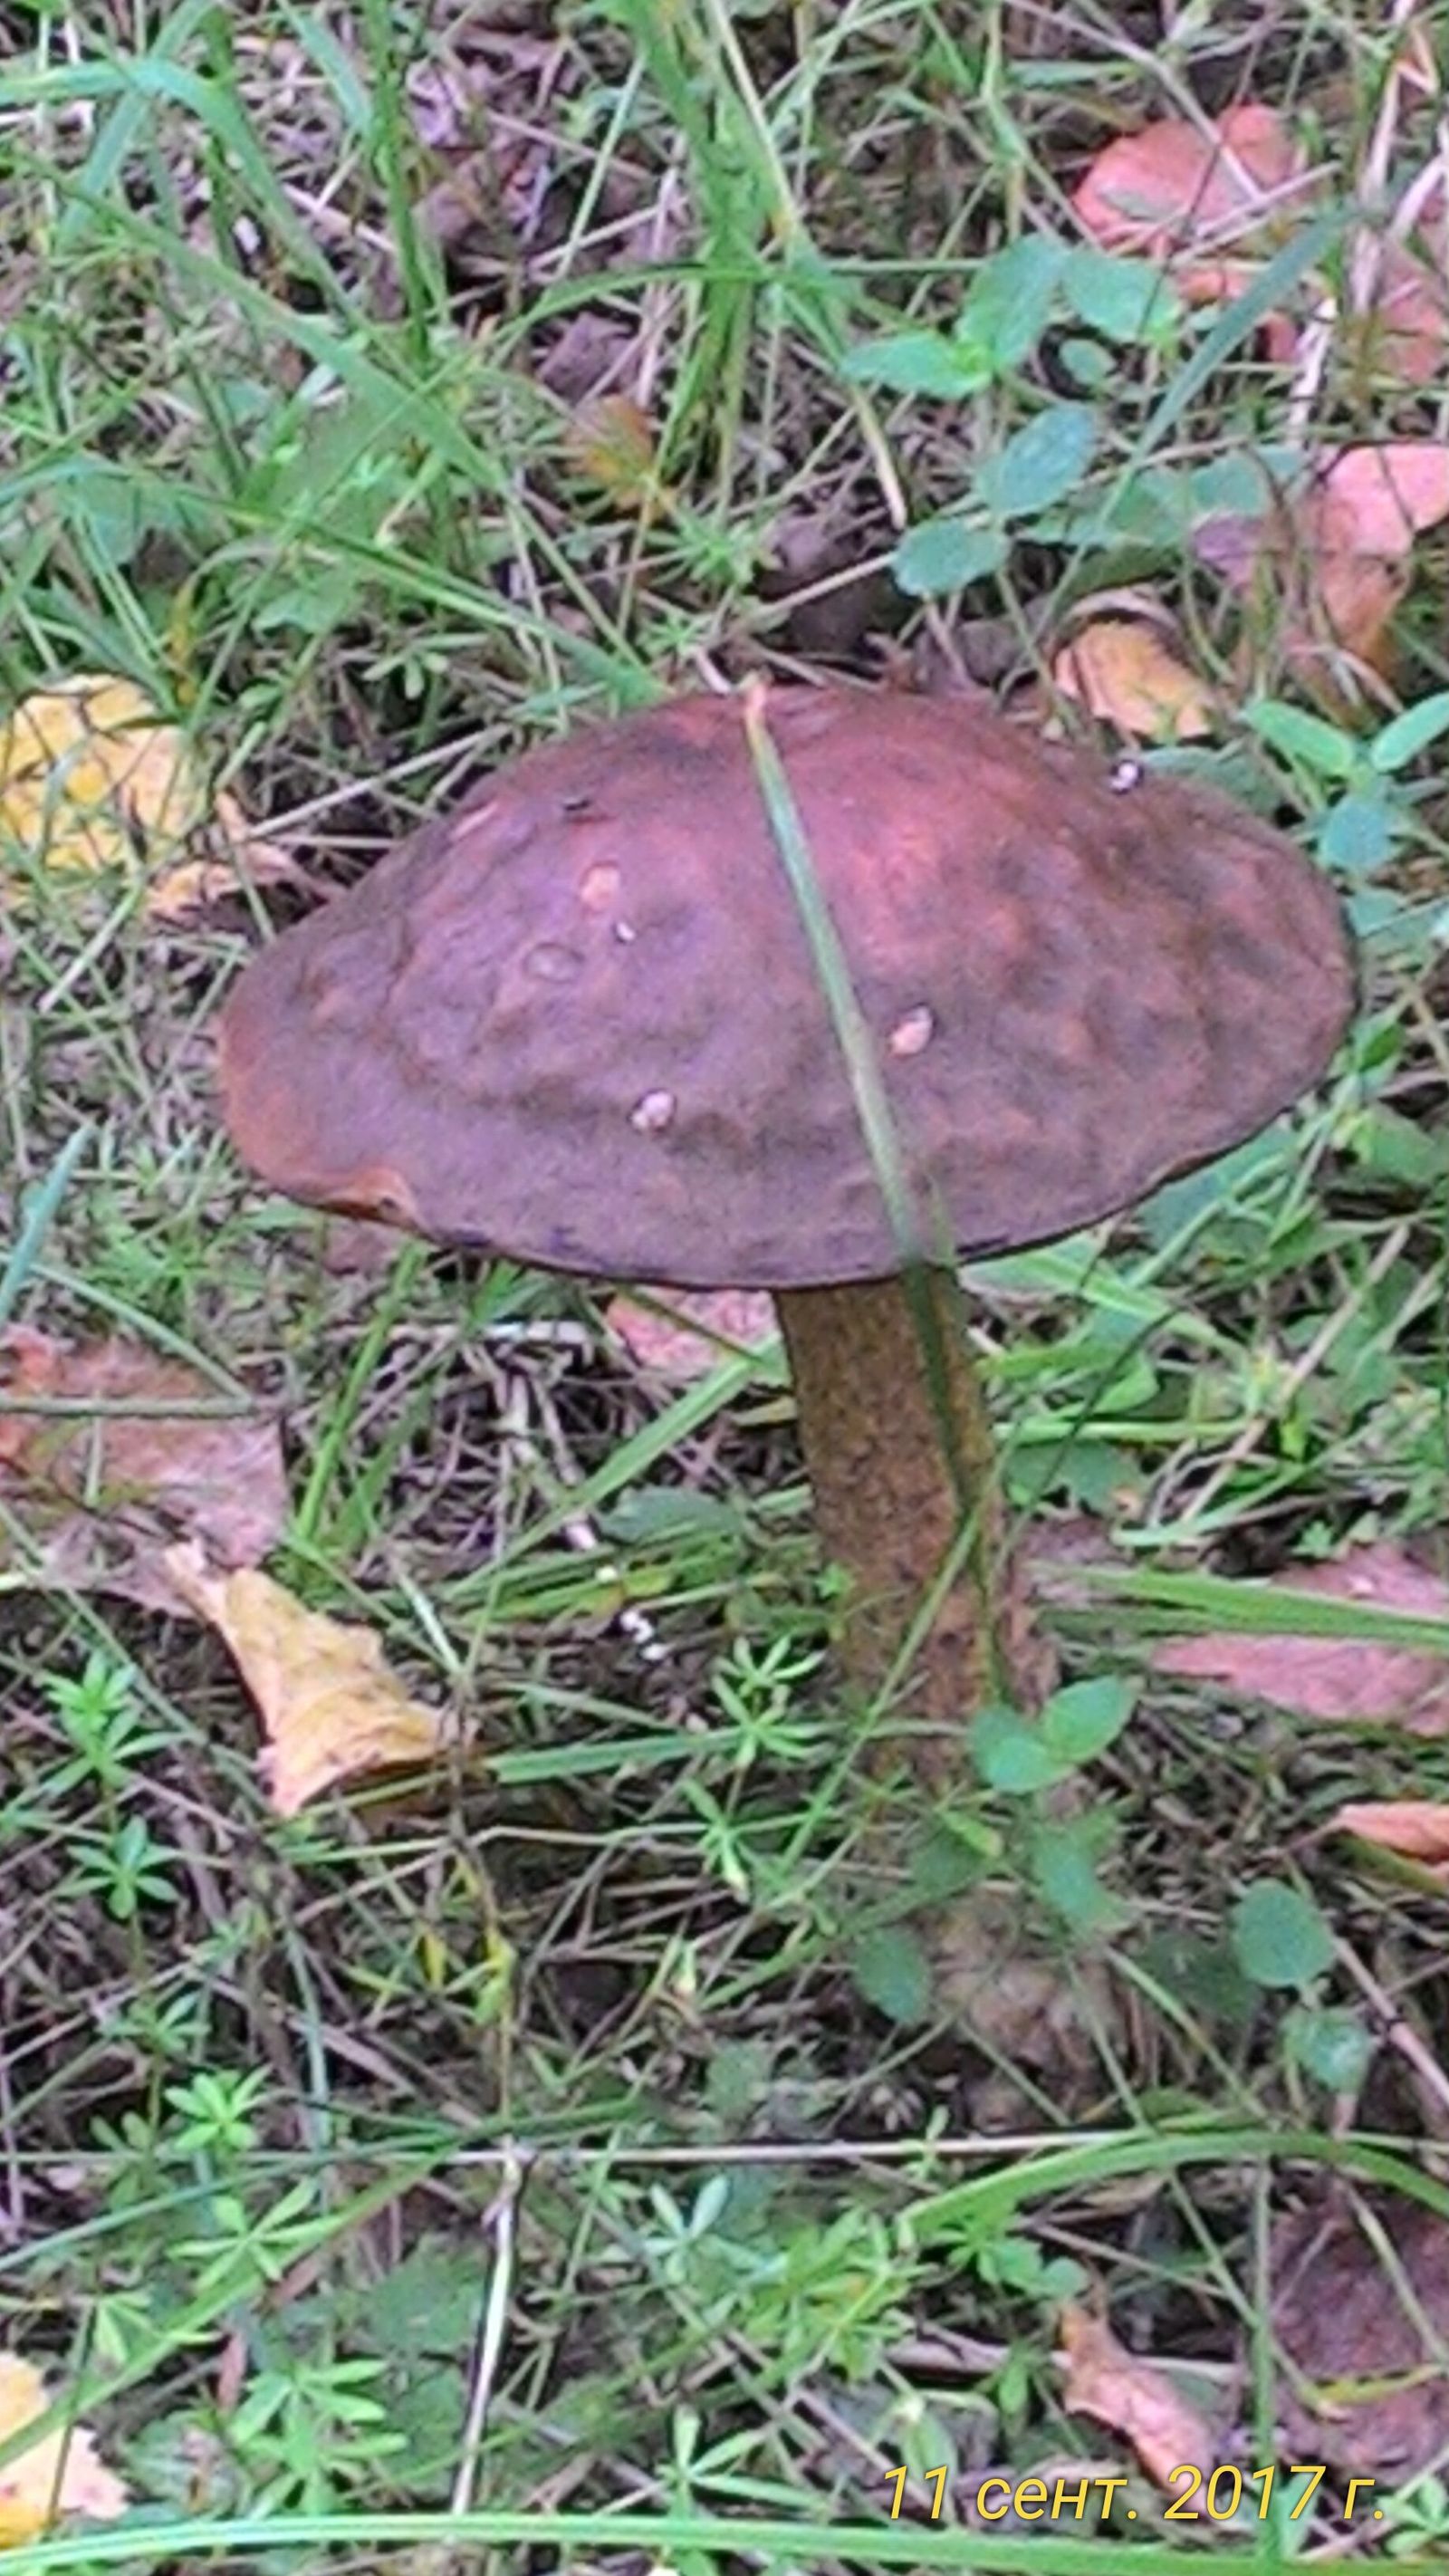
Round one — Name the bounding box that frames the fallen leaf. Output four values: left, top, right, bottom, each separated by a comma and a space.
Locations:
0, 676, 197, 876
1352, 184, 1448, 389
143, 788, 302, 922
936, 1944, 1113, 2091
1071, 102, 1315, 296
562, 395, 666, 514
1151, 1541, 1449, 1734
320, 1216, 405, 1279
1273, 2199, 1449, 2479
0, 2351, 128, 2548
537, 311, 638, 406
165, 1541, 451, 1815
1195, 445, 1449, 699
1298, 554, 1408, 688
1332, 1800, 1449, 1876
607, 1285, 777, 1383
1058, 2305, 1218, 2488
1076, 113, 1444, 389
0, 1326, 286, 1615
1319, 443, 1449, 558
1052, 618, 1216, 741
0, 675, 292, 918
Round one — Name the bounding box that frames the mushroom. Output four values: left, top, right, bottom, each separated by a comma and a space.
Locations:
217, 684, 1354, 1786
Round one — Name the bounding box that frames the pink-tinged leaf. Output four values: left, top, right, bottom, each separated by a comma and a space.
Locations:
607, 1285, 776, 1383
1071, 103, 1311, 264
1192, 444, 1449, 696
0, 2354, 128, 2545
1274, 2201, 1449, 2481
1354, 184, 1448, 389
1333, 1801, 1449, 1874
1152, 1541, 1449, 1733
0, 1324, 286, 1614
1319, 444, 1449, 557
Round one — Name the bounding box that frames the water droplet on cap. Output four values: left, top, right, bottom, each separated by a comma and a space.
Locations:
630, 1088, 676, 1135
888, 1004, 936, 1058
524, 941, 582, 982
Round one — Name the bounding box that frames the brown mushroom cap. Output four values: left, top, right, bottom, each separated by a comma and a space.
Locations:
218, 686, 1354, 1288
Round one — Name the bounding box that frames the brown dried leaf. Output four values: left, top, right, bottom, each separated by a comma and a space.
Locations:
1305, 554, 1408, 682
1071, 102, 1312, 280
1059, 2305, 1217, 2489
1052, 618, 1217, 742
0, 1327, 286, 1615
1333, 1800, 1449, 1875
319, 1216, 406, 1279
145, 791, 303, 922
1274, 2200, 1449, 2479
1151, 1541, 1449, 1734
607, 1285, 777, 1383
936, 1946, 1112, 2091
537, 312, 637, 406
0, 2351, 128, 2547
166, 1542, 450, 1816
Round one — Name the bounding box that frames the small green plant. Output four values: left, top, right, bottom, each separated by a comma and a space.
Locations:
226, 2355, 406, 2511
43, 1653, 171, 1793
968, 1676, 1139, 1936
711, 1633, 828, 1769
64, 1811, 180, 1922
1383, 2473, 1449, 2554
1246, 691, 1449, 890
841, 237, 1186, 596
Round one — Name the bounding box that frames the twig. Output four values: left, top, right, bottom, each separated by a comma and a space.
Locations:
449, 2142, 532, 2513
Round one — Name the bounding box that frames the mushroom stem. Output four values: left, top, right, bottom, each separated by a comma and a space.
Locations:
775, 1269, 1032, 1783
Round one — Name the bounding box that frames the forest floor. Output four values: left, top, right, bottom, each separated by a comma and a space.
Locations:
3, 3, 1449, 2568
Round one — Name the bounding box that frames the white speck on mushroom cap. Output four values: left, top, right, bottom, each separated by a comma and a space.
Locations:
888, 1004, 936, 1058
630, 1088, 676, 1134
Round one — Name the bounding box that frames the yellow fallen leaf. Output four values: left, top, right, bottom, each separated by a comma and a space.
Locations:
0, 675, 293, 917
1053, 618, 1216, 741
0, 2352, 128, 2549
1059, 2304, 1217, 2490
0, 675, 202, 876
165, 1542, 450, 1815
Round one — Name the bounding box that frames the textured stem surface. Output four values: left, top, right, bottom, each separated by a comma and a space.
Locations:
777, 1271, 1035, 1785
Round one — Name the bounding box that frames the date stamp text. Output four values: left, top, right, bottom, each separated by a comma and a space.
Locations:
885, 2464, 1382, 2526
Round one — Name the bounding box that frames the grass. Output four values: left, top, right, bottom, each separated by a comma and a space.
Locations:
3, 0, 1449, 2565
